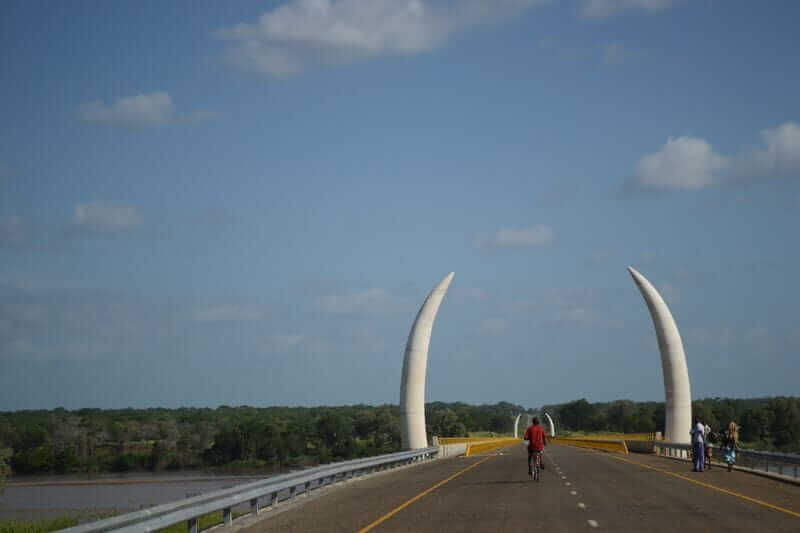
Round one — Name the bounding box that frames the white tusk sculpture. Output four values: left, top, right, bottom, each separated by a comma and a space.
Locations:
628, 266, 691, 444
400, 272, 455, 449
513, 414, 522, 438
544, 412, 555, 437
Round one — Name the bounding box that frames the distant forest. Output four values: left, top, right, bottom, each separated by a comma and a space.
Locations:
0, 402, 522, 480
1, 397, 797, 481
543, 396, 800, 452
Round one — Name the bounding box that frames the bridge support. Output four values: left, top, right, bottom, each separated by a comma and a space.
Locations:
513, 414, 522, 438
400, 272, 455, 450
628, 267, 691, 445
544, 412, 555, 437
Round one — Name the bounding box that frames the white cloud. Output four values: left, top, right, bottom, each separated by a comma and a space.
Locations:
632, 122, 800, 190
315, 287, 394, 314
634, 136, 727, 190
73, 201, 143, 232
78, 92, 215, 129
215, 0, 545, 78
194, 305, 264, 323
583, 0, 677, 18
78, 92, 174, 128
474, 225, 554, 249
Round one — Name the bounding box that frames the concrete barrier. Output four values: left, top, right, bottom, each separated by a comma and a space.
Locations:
625, 440, 656, 454
551, 437, 629, 454
438, 443, 468, 457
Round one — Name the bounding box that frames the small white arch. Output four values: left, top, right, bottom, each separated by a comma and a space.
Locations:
544, 412, 556, 437
513, 414, 522, 438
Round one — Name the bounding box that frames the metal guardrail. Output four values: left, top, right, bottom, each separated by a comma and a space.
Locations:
62, 447, 439, 533
654, 442, 800, 479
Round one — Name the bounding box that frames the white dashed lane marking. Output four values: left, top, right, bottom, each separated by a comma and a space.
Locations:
570, 490, 577, 495
578, 502, 586, 509
588, 519, 599, 527
565, 482, 571, 486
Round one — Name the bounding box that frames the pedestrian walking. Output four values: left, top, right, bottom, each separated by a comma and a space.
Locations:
703, 423, 714, 470
690, 417, 705, 472
723, 421, 739, 472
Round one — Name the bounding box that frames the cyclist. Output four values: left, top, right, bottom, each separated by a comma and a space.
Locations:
524, 417, 547, 478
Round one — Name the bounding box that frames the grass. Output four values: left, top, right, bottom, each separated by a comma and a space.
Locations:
155, 509, 249, 533
0, 508, 248, 533
0, 517, 78, 533
0, 510, 118, 533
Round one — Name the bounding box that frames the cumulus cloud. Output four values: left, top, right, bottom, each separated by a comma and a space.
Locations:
474, 225, 554, 249
194, 305, 264, 323
215, 0, 545, 78
72, 201, 143, 233
315, 287, 394, 314
78, 92, 174, 128
583, 0, 677, 18
0, 285, 154, 362
78, 92, 215, 129
634, 136, 727, 190
631, 122, 800, 190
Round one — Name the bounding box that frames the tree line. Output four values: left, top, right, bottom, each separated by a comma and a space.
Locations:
2, 396, 796, 482
542, 396, 800, 451
0, 402, 523, 480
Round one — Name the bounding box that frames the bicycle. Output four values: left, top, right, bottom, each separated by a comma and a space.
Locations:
529, 450, 543, 481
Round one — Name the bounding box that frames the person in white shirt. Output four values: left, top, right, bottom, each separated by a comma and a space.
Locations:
690, 417, 705, 472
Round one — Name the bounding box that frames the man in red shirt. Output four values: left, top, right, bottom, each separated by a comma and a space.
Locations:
524, 417, 547, 477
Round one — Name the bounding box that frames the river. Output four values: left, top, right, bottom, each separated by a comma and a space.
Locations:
0, 471, 265, 521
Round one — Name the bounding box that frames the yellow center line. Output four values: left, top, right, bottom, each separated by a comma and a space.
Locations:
357, 455, 494, 533
604, 452, 800, 519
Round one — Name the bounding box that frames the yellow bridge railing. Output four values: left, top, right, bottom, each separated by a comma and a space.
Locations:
550, 437, 629, 454
465, 438, 521, 457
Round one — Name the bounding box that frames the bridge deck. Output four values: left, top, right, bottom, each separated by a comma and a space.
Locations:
241, 444, 800, 532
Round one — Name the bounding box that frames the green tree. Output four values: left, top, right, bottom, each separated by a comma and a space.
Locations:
0, 447, 11, 489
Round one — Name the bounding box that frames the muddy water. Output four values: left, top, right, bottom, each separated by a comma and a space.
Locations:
0, 472, 264, 521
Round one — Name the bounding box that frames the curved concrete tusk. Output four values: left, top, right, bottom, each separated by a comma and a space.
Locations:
628, 266, 691, 444
513, 414, 522, 438
400, 272, 455, 449
544, 412, 556, 437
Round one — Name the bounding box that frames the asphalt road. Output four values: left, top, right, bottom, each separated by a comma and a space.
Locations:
240, 444, 800, 532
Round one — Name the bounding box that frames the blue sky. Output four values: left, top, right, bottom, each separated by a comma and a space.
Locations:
1, 0, 799, 410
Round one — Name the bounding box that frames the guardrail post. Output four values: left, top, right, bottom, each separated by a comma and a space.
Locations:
223, 507, 232, 527
269, 492, 278, 508
250, 497, 259, 516
304, 481, 311, 494
188, 518, 198, 533
289, 485, 297, 498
